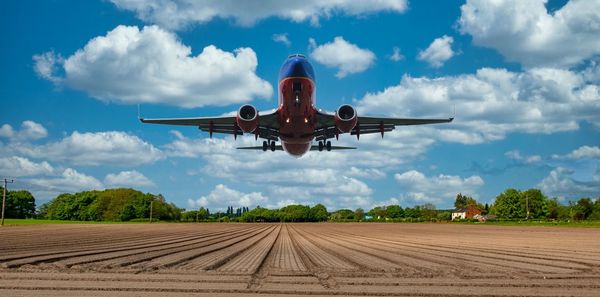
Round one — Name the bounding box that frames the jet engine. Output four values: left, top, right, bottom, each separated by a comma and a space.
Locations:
236, 104, 259, 132
334, 104, 357, 133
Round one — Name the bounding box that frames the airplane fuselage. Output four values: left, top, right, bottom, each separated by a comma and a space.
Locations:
277, 55, 318, 156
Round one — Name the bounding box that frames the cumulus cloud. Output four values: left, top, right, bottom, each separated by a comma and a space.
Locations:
34, 25, 272, 108
111, 0, 408, 29
28, 168, 104, 196
164, 130, 442, 209
0, 156, 54, 177
505, 150, 542, 164
104, 170, 155, 187
188, 184, 268, 211
552, 145, 600, 160
357, 67, 600, 144
389, 46, 404, 62
394, 170, 484, 206
8, 131, 163, 166
309, 36, 375, 78
458, 0, 600, 68
417, 35, 454, 68
272, 33, 291, 46
538, 167, 600, 199
0, 121, 48, 141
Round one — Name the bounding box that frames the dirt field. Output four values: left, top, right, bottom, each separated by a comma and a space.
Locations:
1, 223, 599, 296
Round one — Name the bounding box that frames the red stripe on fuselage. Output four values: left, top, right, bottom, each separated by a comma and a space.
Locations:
278, 77, 317, 156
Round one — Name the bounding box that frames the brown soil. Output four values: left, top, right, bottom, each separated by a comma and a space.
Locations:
1, 223, 599, 296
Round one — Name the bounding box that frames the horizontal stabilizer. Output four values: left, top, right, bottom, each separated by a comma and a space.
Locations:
236, 145, 356, 151
237, 145, 284, 151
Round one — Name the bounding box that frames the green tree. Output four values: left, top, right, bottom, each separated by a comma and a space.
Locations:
420, 203, 437, 220
4, 189, 36, 219
522, 189, 548, 219
454, 193, 468, 209
386, 205, 404, 219
437, 211, 451, 221
546, 198, 561, 219
367, 206, 387, 219
280, 205, 311, 222
310, 204, 328, 221
404, 206, 421, 219
571, 198, 593, 220
588, 198, 600, 220
355, 208, 365, 221
491, 188, 523, 219
330, 209, 354, 221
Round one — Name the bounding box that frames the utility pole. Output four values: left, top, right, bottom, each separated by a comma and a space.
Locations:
525, 193, 530, 220
1, 179, 14, 226
149, 200, 154, 223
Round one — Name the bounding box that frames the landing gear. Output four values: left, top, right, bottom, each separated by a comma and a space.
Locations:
317, 141, 332, 152
262, 141, 277, 152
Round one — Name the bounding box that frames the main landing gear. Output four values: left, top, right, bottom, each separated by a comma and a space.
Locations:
318, 141, 332, 152
262, 140, 276, 152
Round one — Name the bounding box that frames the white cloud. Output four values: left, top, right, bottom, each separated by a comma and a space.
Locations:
188, 184, 269, 211
505, 150, 542, 164
394, 170, 484, 206
389, 46, 404, 62
0, 156, 54, 177
356, 67, 600, 144
164, 131, 438, 209
417, 35, 454, 68
538, 167, 600, 199
458, 0, 600, 68
0, 124, 14, 138
32, 51, 63, 83
34, 25, 272, 108
28, 168, 104, 196
111, 0, 408, 30
272, 33, 291, 46
309, 36, 375, 78
0, 121, 48, 141
10, 131, 163, 166
552, 145, 600, 160
104, 170, 155, 187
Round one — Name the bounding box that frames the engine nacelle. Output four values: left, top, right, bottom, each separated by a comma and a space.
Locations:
236, 104, 259, 133
335, 104, 358, 133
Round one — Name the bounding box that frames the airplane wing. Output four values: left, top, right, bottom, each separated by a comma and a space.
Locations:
140, 110, 281, 141
313, 110, 453, 141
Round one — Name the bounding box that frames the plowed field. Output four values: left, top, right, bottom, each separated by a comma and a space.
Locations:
1, 223, 599, 296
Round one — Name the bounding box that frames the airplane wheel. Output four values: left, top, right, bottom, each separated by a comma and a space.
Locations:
326, 141, 332, 151
262, 141, 267, 151
318, 141, 324, 152
270, 141, 276, 152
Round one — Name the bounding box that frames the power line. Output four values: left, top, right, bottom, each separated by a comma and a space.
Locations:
1, 178, 14, 226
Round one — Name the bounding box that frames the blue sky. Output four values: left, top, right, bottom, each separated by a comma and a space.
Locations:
1, 0, 599, 211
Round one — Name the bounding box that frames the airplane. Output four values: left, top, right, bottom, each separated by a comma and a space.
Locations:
140, 54, 453, 157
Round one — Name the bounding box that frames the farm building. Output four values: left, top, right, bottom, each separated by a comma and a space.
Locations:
452, 205, 482, 220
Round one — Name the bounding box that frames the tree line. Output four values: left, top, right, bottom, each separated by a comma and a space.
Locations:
1, 186, 598, 222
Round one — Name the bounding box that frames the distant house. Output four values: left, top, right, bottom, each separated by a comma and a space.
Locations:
452, 205, 482, 220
